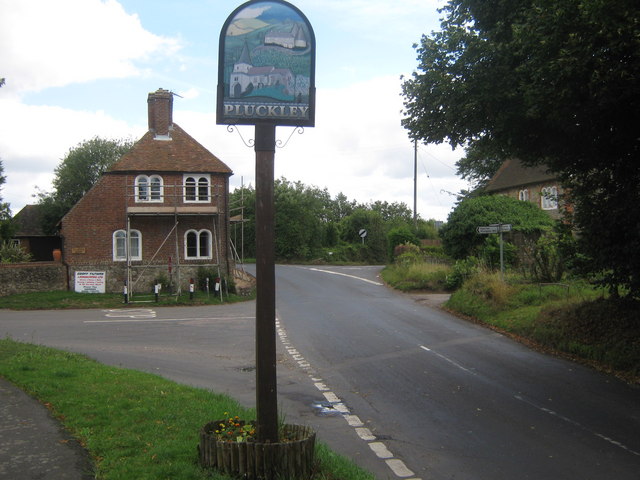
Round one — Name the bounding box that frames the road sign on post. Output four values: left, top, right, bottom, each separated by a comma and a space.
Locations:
477, 226, 498, 234
476, 224, 513, 281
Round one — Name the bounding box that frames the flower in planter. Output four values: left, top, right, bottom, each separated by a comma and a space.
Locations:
214, 413, 256, 443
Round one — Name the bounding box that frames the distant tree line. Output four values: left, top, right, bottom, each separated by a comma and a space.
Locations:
229, 178, 438, 264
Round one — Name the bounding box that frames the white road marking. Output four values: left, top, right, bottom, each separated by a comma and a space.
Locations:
346, 415, 364, 427
102, 308, 156, 318
369, 442, 394, 459
420, 345, 475, 375
356, 427, 376, 441
276, 314, 418, 478
86, 315, 254, 324
514, 395, 640, 457
323, 392, 341, 403
385, 459, 415, 478
308, 267, 383, 286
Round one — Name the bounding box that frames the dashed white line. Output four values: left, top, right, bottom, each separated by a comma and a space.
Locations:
514, 395, 640, 457
386, 459, 416, 478
276, 315, 420, 479
369, 442, 394, 459
420, 345, 475, 375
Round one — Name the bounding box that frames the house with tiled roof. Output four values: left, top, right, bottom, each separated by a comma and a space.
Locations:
59, 88, 234, 295
484, 159, 563, 219
11, 204, 62, 261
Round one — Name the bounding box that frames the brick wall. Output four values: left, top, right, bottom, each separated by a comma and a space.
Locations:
0, 262, 67, 297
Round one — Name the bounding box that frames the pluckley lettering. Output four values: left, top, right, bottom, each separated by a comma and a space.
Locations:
224, 103, 310, 120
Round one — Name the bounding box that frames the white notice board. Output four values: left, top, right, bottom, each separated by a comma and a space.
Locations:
74, 271, 106, 294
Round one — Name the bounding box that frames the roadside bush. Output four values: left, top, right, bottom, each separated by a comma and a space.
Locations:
0, 241, 32, 263
381, 261, 451, 292
462, 270, 513, 306
479, 235, 517, 270
445, 256, 480, 290
388, 227, 420, 259
394, 242, 422, 265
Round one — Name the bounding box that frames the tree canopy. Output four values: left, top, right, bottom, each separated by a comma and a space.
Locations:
401, 0, 640, 296
37, 137, 133, 234
0, 159, 14, 241
229, 177, 437, 264
440, 195, 554, 260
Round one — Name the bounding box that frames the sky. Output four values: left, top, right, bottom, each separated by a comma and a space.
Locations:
0, 0, 468, 221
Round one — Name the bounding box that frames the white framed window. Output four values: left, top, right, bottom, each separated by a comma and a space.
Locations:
184, 229, 212, 259
113, 230, 142, 261
518, 189, 529, 201
541, 186, 558, 210
135, 175, 163, 202
183, 174, 210, 202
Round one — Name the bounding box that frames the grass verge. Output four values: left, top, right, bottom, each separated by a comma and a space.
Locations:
380, 262, 451, 292
445, 272, 640, 382
0, 339, 374, 480
0, 290, 255, 310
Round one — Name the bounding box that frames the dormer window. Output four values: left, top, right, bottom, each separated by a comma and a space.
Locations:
184, 174, 210, 202
135, 175, 163, 202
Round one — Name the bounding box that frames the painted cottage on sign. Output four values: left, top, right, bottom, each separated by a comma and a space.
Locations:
59, 88, 234, 295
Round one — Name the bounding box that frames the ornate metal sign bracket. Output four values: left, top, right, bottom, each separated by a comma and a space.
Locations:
227, 124, 304, 149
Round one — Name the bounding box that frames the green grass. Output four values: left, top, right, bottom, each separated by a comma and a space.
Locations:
445, 272, 640, 382
381, 262, 451, 292
0, 339, 375, 480
0, 290, 255, 310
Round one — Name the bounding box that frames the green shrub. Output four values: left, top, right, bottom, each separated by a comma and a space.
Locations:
445, 256, 480, 290
0, 241, 32, 263
195, 267, 235, 294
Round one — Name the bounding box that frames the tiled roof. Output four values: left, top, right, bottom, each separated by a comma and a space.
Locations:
109, 123, 233, 175
12, 204, 46, 236
485, 159, 556, 192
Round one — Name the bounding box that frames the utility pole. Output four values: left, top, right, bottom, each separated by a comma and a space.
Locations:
413, 138, 418, 228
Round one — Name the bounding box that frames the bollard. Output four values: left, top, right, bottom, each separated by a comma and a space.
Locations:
154, 284, 160, 302
123, 284, 128, 304
189, 278, 194, 300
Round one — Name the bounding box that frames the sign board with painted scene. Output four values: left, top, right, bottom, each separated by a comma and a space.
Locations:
217, 0, 316, 126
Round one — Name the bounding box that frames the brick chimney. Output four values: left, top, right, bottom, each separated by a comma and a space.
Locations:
147, 88, 173, 138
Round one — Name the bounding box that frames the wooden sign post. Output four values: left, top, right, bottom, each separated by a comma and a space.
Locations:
218, 0, 315, 442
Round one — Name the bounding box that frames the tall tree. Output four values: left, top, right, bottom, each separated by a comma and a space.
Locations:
37, 137, 133, 234
0, 159, 14, 241
401, 0, 640, 296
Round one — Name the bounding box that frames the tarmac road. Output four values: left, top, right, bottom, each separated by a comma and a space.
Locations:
1, 264, 639, 479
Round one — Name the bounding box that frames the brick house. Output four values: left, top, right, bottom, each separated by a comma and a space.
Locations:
59, 88, 234, 294
484, 159, 563, 219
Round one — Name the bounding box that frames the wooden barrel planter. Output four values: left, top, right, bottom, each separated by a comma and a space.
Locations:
199, 421, 316, 480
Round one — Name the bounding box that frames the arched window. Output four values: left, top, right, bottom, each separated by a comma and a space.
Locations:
149, 175, 163, 201
113, 230, 142, 261
184, 229, 212, 259
541, 186, 558, 210
135, 175, 149, 201
135, 175, 163, 202
185, 176, 197, 201
518, 189, 529, 201
184, 174, 210, 202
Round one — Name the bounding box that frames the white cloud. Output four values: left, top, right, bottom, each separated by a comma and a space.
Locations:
0, 0, 181, 95
236, 6, 272, 19
178, 74, 467, 221
0, 98, 143, 212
